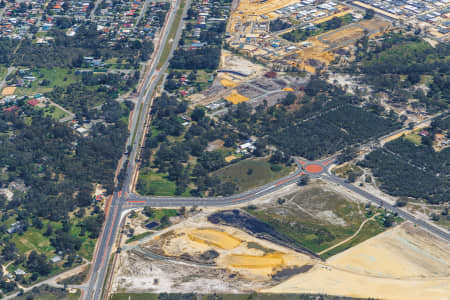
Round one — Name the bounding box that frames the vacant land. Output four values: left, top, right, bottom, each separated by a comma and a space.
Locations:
111, 294, 365, 300
112, 212, 315, 294
212, 158, 294, 192
125, 208, 178, 244
240, 182, 384, 253
282, 14, 353, 43
266, 223, 450, 300
39, 104, 69, 120
14, 68, 79, 96
16, 285, 80, 300
136, 170, 190, 196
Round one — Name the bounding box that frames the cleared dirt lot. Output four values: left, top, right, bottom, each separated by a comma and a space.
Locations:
265, 222, 450, 300
318, 19, 391, 48
327, 222, 450, 278
112, 210, 315, 293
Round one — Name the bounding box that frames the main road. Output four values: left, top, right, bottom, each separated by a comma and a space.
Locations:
84, 0, 188, 298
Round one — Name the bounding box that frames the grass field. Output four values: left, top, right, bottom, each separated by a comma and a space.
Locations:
243, 183, 385, 254
7, 217, 97, 260
136, 169, 191, 196
212, 158, 294, 192
16, 285, 80, 300
14, 68, 79, 96
11, 227, 55, 256
0, 64, 7, 80
332, 163, 363, 180
282, 14, 353, 43
137, 169, 177, 195
57, 264, 90, 285
320, 220, 385, 259
125, 232, 153, 244
39, 105, 69, 120
157, 0, 186, 69
404, 132, 422, 145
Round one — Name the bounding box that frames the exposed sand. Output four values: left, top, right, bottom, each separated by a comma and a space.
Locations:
266, 264, 449, 300
188, 229, 241, 250
328, 223, 450, 279
220, 51, 267, 78
222, 253, 284, 269
1, 86, 16, 96
265, 223, 450, 300
142, 213, 314, 280
224, 90, 250, 104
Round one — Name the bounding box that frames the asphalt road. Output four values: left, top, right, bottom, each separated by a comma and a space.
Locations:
83, 0, 186, 298
323, 174, 450, 242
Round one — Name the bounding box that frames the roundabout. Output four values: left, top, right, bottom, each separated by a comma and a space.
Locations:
304, 164, 324, 174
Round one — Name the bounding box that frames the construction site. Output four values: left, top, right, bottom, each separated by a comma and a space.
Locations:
111, 181, 450, 299
225, 0, 393, 73
188, 52, 308, 112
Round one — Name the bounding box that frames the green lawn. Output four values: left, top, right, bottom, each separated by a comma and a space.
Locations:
136, 169, 191, 196
14, 68, 79, 96
0, 64, 8, 80
70, 220, 97, 260
404, 133, 422, 145
136, 169, 177, 195
10, 228, 55, 256
212, 158, 295, 192
6, 216, 98, 261
39, 104, 69, 120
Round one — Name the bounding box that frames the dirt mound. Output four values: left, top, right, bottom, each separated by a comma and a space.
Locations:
224, 253, 285, 269
188, 229, 241, 250
208, 209, 318, 258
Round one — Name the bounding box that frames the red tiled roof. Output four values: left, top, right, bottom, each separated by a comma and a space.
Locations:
27, 99, 39, 106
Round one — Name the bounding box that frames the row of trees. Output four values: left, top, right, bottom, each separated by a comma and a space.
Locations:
360, 138, 449, 203
222, 78, 399, 160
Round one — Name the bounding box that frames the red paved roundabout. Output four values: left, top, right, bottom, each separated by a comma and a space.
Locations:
304, 164, 323, 173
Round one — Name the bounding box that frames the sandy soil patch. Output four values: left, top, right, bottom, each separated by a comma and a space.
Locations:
113, 251, 264, 293
113, 211, 315, 294
265, 222, 450, 300
220, 50, 267, 78
225, 155, 237, 162
1, 86, 16, 96
266, 264, 449, 300
141, 213, 314, 280
224, 90, 250, 104
222, 253, 285, 272
2, 86, 16, 96
188, 229, 241, 250
328, 223, 450, 278
206, 139, 224, 152
220, 79, 238, 88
